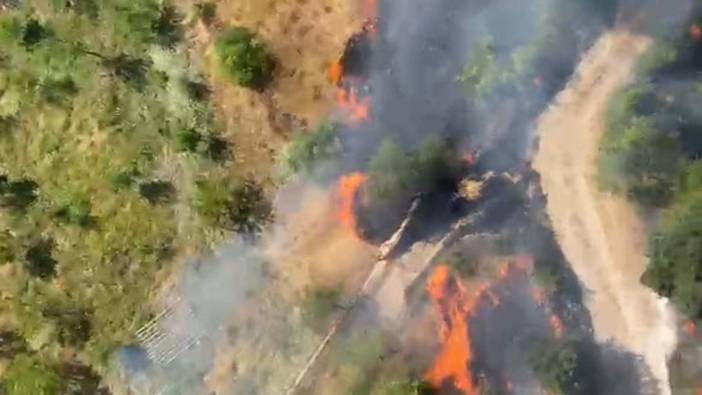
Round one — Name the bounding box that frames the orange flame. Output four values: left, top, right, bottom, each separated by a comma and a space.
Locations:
335, 172, 368, 234
425, 258, 563, 394
336, 87, 371, 124
425, 265, 480, 395
329, 59, 344, 86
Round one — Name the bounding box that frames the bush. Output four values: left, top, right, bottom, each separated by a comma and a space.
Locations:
215, 27, 275, 90
194, 178, 272, 234
0, 176, 38, 213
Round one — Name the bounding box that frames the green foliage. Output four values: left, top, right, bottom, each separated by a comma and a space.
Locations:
22, 19, 50, 48
643, 182, 702, 318
282, 122, 340, 176
599, 115, 682, 207
176, 128, 202, 153
300, 286, 341, 333
194, 177, 272, 234
0, 176, 38, 213
368, 137, 459, 203
24, 238, 57, 280
530, 339, 579, 395
215, 26, 275, 90
1, 354, 61, 395
636, 41, 678, 76
0, 0, 243, 377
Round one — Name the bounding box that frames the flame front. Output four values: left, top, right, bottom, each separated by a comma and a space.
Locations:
335, 172, 368, 234
329, 59, 343, 86
336, 88, 371, 123
425, 257, 564, 394
424, 265, 480, 395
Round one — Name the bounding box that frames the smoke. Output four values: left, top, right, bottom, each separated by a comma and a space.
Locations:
107, 0, 698, 394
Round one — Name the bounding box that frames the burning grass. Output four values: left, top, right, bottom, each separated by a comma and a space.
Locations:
423, 257, 570, 394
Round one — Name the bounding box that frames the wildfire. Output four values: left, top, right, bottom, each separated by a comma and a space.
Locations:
335, 172, 368, 234
425, 265, 480, 395
686, 320, 698, 337
425, 257, 564, 394
336, 87, 371, 124
690, 24, 702, 42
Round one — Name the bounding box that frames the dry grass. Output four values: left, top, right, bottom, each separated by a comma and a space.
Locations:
181, 0, 366, 185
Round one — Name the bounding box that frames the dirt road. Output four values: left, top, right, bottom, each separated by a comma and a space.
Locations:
533, 31, 677, 394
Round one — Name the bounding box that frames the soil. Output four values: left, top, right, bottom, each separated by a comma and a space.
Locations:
533, 30, 678, 395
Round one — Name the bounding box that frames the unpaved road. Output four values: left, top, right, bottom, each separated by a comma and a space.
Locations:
533, 30, 677, 394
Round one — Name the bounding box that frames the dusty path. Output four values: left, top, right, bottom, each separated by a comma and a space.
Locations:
533, 31, 677, 394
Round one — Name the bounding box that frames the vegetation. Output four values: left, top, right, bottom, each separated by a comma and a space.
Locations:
593, 7, 702, 322
281, 122, 341, 176
215, 27, 275, 90
0, 0, 272, 390
529, 339, 580, 395
642, 164, 702, 318
368, 137, 460, 204
1, 355, 61, 395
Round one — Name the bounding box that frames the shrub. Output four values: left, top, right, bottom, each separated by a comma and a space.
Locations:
21, 19, 50, 48
215, 27, 275, 90
24, 239, 57, 280
0, 176, 38, 213
194, 178, 271, 234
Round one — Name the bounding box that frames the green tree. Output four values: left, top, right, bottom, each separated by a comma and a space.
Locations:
194, 178, 271, 234
643, 179, 702, 318
599, 116, 682, 207
215, 27, 275, 90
